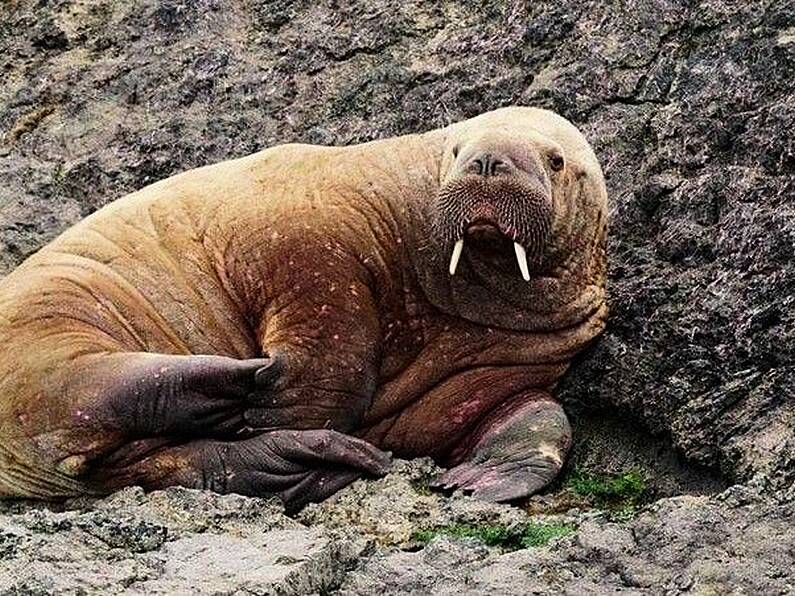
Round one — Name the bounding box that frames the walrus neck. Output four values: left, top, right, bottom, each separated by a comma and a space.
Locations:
343, 132, 446, 304
409, 243, 605, 334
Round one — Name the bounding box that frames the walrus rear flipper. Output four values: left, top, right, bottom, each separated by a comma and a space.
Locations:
80, 352, 275, 438
3, 352, 273, 498
94, 429, 391, 512
8, 351, 391, 508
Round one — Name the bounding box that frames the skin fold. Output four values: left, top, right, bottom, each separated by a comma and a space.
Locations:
0, 107, 607, 511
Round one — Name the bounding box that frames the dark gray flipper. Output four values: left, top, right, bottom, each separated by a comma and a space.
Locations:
88, 352, 278, 437
96, 429, 391, 511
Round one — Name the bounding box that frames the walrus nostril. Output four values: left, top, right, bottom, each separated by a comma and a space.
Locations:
488, 158, 505, 176
468, 154, 507, 177
470, 158, 486, 175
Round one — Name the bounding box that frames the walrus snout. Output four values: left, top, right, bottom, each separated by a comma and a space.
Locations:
431, 121, 579, 287
465, 219, 503, 240
451, 132, 549, 186
434, 174, 554, 282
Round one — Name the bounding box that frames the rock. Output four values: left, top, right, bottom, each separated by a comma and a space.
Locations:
1, 0, 794, 592
130, 529, 369, 596
0, 461, 792, 594
0, 487, 366, 595
297, 459, 530, 546
340, 476, 795, 595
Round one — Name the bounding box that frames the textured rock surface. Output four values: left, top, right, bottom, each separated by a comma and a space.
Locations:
1, 461, 793, 595
1, 0, 794, 593
342, 482, 795, 595
0, 486, 369, 594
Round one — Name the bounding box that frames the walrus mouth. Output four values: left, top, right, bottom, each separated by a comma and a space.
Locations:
448, 219, 531, 281
433, 176, 554, 283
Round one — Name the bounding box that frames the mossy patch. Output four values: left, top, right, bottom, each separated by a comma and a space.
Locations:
565, 469, 647, 511
411, 522, 575, 551
520, 522, 577, 547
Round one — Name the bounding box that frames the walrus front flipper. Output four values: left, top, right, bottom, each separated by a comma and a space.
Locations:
5, 352, 281, 498
85, 352, 276, 437
97, 429, 391, 511
431, 392, 571, 502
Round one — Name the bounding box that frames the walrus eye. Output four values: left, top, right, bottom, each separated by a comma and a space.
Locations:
452, 144, 460, 158
549, 153, 564, 172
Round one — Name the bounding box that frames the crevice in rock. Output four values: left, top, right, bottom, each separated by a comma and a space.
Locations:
564, 404, 728, 501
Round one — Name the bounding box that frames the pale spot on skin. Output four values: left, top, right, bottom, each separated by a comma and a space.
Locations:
536, 442, 563, 466
452, 398, 484, 425
57, 454, 87, 477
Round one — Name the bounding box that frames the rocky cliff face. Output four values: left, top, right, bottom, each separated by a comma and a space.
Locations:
1, 0, 793, 593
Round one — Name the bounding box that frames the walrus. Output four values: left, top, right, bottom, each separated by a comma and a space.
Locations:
0, 107, 607, 511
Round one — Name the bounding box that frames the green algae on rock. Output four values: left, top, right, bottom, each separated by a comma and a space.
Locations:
412, 521, 576, 551
566, 470, 648, 509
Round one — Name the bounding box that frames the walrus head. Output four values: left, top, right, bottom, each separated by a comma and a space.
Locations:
410, 107, 607, 331
433, 126, 559, 283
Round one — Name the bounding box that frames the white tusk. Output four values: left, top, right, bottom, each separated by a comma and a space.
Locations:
449, 238, 464, 275
514, 242, 531, 281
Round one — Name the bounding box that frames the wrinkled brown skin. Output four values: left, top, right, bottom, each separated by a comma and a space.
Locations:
0, 107, 607, 511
